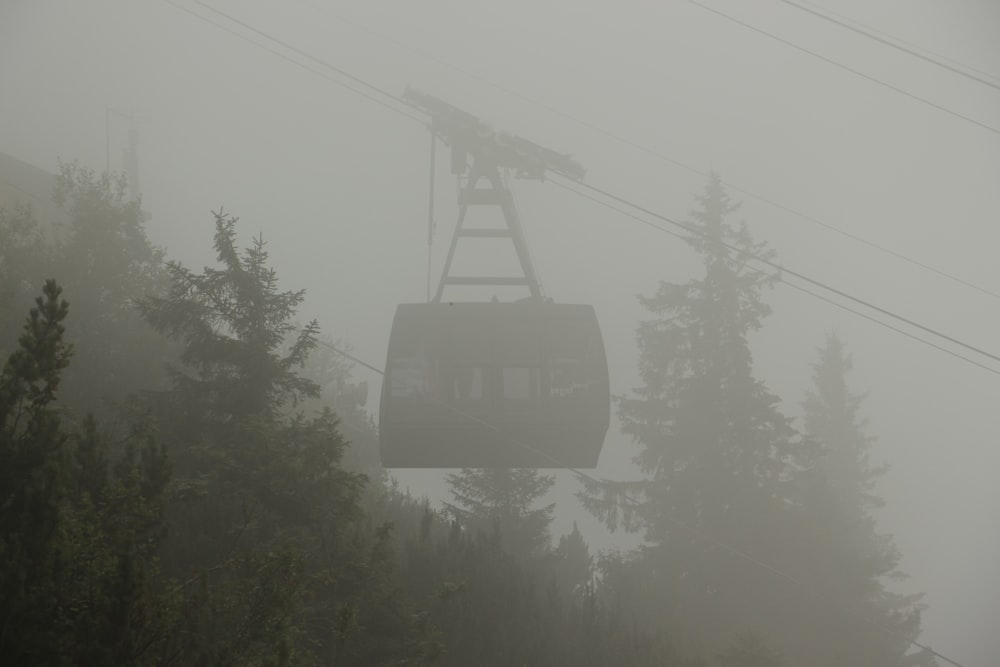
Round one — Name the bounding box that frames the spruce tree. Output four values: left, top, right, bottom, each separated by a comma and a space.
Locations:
139, 210, 367, 664
552, 521, 593, 597
795, 333, 924, 665
583, 173, 811, 654
446, 467, 555, 559
803, 333, 885, 514
0, 281, 174, 664
0, 280, 73, 662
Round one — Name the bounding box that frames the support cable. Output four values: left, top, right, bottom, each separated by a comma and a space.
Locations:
168, 0, 1000, 373
776, 0, 1000, 91
298, 0, 1000, 302
549, 178, 1000, 377
688, 0, 1000, 136
555, 176, 1000, 370
167, 0, 424, 124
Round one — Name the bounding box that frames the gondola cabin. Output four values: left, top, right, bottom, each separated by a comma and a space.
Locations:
382, 88, 609, 468
379, 301, 609, 468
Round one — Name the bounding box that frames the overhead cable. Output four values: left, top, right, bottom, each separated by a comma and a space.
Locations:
166, 0, 424, 124
776, 0, 1000, 91
298, 0, 1000, 302
561, 176, 1000, 368
688, 0, 1000, 136
549, 178, 1000, 377
168, 0, 1000, 375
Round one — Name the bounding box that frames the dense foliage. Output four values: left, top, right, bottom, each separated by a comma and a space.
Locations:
581, 174, 929, 665
0, 167, 933, 665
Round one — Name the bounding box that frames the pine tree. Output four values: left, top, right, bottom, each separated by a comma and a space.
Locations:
139, 210, 369, 664
552, 521, 593, 597
446, 467, 555, 559
0, 280, 73, 662
582, 173, 812, 654
794, 333, 924, 665
0, 281, 174, 664
803, 333, 885, 514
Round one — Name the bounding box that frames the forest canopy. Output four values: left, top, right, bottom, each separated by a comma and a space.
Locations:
0, 166, 936, 666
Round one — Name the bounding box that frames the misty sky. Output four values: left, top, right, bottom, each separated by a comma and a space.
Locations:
2, 1, 998, 664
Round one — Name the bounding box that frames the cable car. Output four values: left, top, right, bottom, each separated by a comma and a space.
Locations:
380, 301, 609, 468
379, 88, 609, 468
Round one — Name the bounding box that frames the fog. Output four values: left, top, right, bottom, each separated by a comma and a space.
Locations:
2, 0, 998, 663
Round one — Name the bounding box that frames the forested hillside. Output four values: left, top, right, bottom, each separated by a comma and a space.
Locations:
0, 165, 936, 665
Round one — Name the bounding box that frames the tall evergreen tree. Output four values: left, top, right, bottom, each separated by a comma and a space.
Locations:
0, 280, 73, 662
138, 210, 373, 664
552, 521, 594, 598
446, 467, 555, 559
803, 333, 885, 514
793, 333, 924, 665
582, 173, 812, 655
0, 281, 174, 664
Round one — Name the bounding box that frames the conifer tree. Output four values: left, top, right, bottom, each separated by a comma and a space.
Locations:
0, 280, 73, 662
794, 333, 924, 665
446, 467, 555, 559
582, 173, 812, 655
139, 210, 368, 663
803, 333, 885, 514
552, 521, 593, 597
0, 281, 173, 664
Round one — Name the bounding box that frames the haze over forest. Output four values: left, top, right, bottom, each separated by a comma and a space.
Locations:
1, 1, 998, 665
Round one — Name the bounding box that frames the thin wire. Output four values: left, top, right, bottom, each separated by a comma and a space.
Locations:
298, 0, 1000, 302
313, 337, 966, 666
558, 176, 1000, 369
191, 0, 424, 123
688, 0, 1000, 136
788, 2, 1000, 85
168, 0, 1000, 372
550, 178, 1000, 377
778, 0, 1000, 91
164, 0, 424, 124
